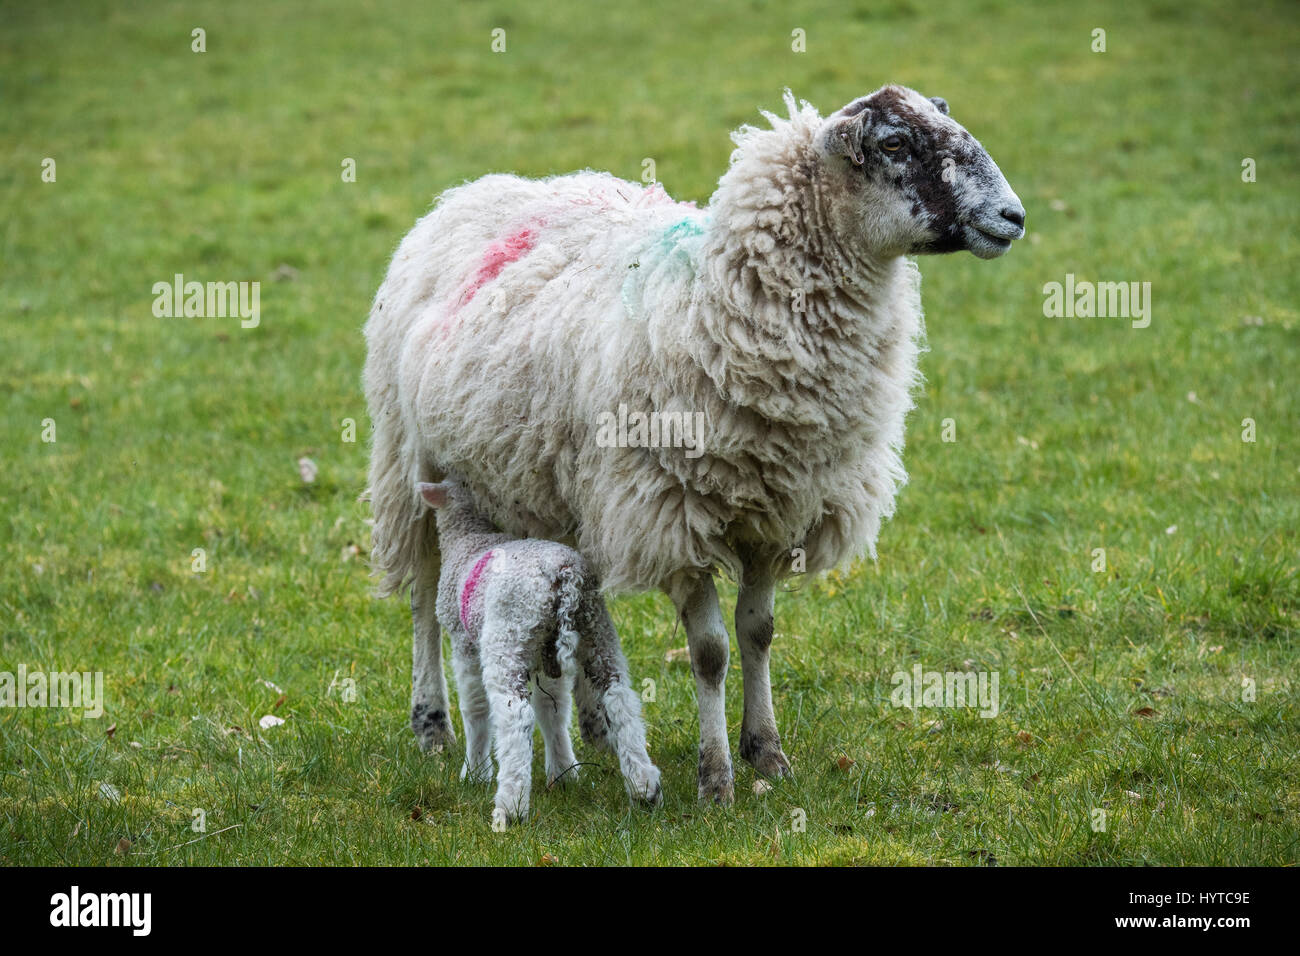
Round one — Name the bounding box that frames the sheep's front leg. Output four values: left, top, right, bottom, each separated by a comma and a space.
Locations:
668, 573, 733, 805
480, 632, 536, 824
736, 566, 791, 779
534, 672, 578, 787
451, 637, 493, 783
410, 559, 456, 752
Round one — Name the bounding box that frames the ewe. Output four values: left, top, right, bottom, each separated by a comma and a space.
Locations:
366, 85, 1024, 803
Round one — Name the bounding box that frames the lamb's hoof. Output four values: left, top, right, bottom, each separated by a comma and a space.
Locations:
411, 704, 456, 753
491, 806, 523, 830
739, 729, 793, 780
697, 746, 735, 806
546, 764, 580, 789
629, 768, 663, 807
579, 711, 612, 752
461, 760, 494, 785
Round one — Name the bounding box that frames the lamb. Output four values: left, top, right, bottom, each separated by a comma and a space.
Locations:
416, 476, 661, 824
365, 85, 1024, 804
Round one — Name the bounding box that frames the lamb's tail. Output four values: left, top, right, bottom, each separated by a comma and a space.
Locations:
544, 564, 584, 679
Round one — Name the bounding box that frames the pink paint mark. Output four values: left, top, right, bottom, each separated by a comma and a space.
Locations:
457, 227, 537, 308
459, 550, 495, 633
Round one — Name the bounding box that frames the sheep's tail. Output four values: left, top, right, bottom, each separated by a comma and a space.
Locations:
366, 405, 436, 598
545, 564, 584, 679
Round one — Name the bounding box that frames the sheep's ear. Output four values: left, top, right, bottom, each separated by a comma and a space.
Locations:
828, 109, 868, 166
929, 96, 949, 115
417, 482, 448, 509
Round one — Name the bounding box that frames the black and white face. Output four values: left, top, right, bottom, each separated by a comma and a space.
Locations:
815, 85, 1025, 260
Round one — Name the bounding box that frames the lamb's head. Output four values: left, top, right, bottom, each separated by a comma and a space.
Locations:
416, 476, 496, 536
814, 84, 1025, 260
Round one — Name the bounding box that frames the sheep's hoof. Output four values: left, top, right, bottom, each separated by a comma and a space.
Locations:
697, 746, 735, 806
578, 710, 612, 752
546, 764, 580, 788
739, 728, 792, 780
629, 768, 663, 807
638, 780, 664, 808
461, 760, 495, 785
411, 704, 456, 753
491, 806, 523, 830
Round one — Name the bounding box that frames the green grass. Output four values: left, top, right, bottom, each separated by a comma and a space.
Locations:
1, 0, 1297, 865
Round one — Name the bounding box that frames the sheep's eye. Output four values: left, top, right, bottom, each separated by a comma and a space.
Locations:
882, 136, 905, 154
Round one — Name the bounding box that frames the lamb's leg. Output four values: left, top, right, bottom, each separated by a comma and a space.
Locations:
410, 559, 455, 752
480, 630, 536, 824
668, 573, 733, 805
451, 637, 493, 783
534, 671, 578, 787
735, 565, 791, 779
574, 665, 611, 752
580, 594, 661, 805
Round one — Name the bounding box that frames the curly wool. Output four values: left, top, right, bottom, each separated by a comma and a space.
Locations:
364, 92, 925, 596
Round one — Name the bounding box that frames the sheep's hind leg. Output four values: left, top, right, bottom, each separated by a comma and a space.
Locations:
735, 564, 791, 780
575, 661, 612, 752
580, 594, 661, 806
534, 671, 579, 787
480, 631, 536, 824
668, 573, 734, 805
411, 558, 456, 752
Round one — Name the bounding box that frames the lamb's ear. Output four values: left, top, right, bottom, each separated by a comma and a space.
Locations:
929, 96, 949, 115
827, 109, 868, 166
416, 482, 448, 509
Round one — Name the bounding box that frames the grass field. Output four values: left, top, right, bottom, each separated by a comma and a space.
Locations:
1, 0, 1297, 866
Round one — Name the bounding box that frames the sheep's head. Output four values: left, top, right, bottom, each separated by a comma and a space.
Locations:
814, 85, 1025, 260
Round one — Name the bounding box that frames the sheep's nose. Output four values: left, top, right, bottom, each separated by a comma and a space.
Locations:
1000, 204, 1025, 230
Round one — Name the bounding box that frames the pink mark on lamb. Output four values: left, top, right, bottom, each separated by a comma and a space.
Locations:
459, 550, 496, 633
456, 227, 538, 308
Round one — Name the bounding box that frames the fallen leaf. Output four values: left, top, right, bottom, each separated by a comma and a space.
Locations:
539, 853, 559, 866
836, 754, 855, 771
98, 782, 122, 804
105, 723, 117, 738
259, 714, 285, 730
753, 779, 773, 795
1132, 706, 1157, 719
114, 837, 131, 855
663, 646, 690, 664
1016, 730, 1034, 745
